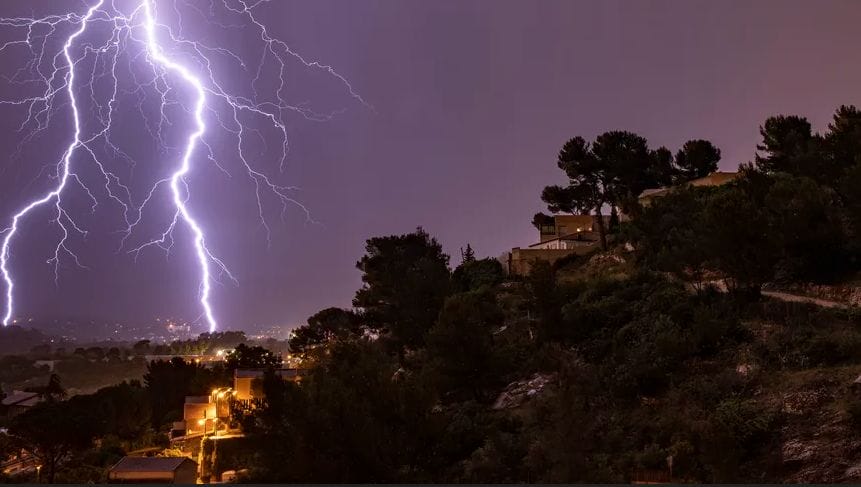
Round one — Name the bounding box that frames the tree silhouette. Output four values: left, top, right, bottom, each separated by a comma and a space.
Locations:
675, 139, 721, 182
542, 132, 656, 249
353, 227, 451, 352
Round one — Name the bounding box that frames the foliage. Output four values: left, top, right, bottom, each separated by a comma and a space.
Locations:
288, 307, 361, 354
451, 257, 505, 293
755, 114, 828, 182
353, 227, 451, 352
225, 343, 282, 371
675, 139, 721, 182
630, 186, 711, 286
460, 243, 476, 264
699, 183, 777, 294
764, 175, 847, 281
541, 132, 654, 249
634, 162, 855, 289
243, 340, 436, 482
531, 212, 555, 230
7, 400, 97, 483
426, 291, 506, 399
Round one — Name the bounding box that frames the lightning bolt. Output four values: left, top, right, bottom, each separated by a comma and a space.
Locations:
0, 0, 369, 331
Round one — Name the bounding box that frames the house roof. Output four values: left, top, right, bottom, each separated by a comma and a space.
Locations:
2, 391, 40, 407
639, 187, 669, 198
110, 456, 196, 473
689, 171, 738, 187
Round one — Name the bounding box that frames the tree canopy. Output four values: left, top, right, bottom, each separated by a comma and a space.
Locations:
675, 139, 721, 182
353, 227, 451, 352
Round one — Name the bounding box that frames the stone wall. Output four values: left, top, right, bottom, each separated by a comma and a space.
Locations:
507, 245, 595, 276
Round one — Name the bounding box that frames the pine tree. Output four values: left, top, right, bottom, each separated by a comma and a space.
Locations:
461, 244, 476, 264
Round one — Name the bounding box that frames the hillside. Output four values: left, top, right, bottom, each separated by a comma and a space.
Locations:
497, 252, 861, 483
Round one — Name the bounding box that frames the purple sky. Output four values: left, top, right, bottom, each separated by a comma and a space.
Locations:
1, 0, 860, 332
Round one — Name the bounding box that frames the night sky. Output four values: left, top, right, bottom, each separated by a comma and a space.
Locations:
0, 0, 859, 332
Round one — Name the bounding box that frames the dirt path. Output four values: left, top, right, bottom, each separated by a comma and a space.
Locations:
760, 290, 849, 309
684, 278, 851, 309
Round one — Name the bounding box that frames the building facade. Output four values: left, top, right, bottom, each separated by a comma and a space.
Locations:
508, 214, 605, 275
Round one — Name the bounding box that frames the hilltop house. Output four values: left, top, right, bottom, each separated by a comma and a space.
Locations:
507, 214, 607, 275
506, 172, 738, 276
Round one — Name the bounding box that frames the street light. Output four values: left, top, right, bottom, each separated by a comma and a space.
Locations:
35, 464, 41, 483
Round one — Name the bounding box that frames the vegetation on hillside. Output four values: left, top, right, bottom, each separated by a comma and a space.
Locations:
4, 105, 861, 483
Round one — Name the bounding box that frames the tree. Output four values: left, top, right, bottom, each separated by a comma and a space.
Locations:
426, 291, 504, 399
755, 115, 830, 183
106, 347, 122, 362
44, 374, 66, 401
764, 175, 847, 281
827, 106, 861, 248
8, 401, 96, 483
839, 163, 861, 247
132, 340, 151, 356
531, 212, 555, 231
701, 185, 777, 296
825, 105, 861, 169
675, 139, 721, 182
353, 228, 451, 352
289, 308, 361, 354
631, 186, 711, 289
542, 132, 657, 250
647, 146, 676, 188
226, 344, 282, 371
525, 261, 565, 343
67, 381, 152, 442
460, 244, 476, 265
243, 340, 434, 482
84, 347, 105, 361
452, 258, 505, 293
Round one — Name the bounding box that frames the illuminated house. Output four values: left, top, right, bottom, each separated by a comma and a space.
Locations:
179, 395, 217, 438
508, 214, 607, 275
173, 369, 304, 440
